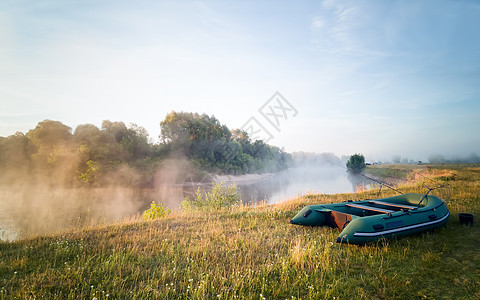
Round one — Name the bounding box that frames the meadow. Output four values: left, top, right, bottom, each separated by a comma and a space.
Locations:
1, 164, 479, 299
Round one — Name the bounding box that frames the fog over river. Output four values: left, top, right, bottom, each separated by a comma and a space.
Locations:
0, 166, 375, 241
236, 166, 374, 204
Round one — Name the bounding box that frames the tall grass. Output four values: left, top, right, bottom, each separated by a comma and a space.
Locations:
1, 165, 479, 299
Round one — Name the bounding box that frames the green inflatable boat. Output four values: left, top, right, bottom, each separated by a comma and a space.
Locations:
290, 193, 449, 244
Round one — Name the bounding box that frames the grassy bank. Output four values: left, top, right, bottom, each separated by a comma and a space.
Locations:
1, 165, 479, 299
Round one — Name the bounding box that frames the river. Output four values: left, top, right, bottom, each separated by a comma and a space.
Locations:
0, 166, 375, 241
237, 166, 375, 204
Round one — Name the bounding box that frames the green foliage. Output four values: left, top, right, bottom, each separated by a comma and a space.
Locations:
160, 111, 292, 174
0, 132, 36, 170
79, 160, 101, 183
26, 120, 73, 149
346, 153, 366, 173
142, 201, 171, 220
181, 182, 241, 211
0, 112, 292, 187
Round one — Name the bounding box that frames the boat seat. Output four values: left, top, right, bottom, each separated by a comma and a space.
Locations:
368, 200, 417, 210
345, 203, 394, 214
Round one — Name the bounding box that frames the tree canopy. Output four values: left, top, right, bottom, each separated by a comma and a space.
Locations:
160, 111, 291, 174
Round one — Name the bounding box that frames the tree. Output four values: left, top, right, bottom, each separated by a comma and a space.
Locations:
0, 132, 36, 180
27, 120, 73, 149
160, 112, 230, 144
101, 120, 129, 143
26, 120, 75, 182
346, 153, 366, 173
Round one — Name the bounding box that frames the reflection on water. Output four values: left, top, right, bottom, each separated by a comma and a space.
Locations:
0, 166, 375, 241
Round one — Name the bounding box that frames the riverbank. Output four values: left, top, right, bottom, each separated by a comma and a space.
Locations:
1, 164, 479, 299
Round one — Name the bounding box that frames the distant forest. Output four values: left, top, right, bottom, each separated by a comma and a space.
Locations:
0, 112, 292, 187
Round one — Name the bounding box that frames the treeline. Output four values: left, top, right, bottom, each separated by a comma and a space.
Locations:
160, 112, 291, 174
427, 153, 480, 164
0, 112, 291, 187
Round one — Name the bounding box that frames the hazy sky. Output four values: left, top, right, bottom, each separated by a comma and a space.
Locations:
1, 0, 479, 161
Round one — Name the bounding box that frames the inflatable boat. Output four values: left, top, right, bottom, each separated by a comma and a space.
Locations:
290, 193, 449, 244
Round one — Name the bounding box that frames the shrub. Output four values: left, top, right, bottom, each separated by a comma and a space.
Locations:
346, 153, 366, 173
143, 201, 171, 220
181, 182, 241, 211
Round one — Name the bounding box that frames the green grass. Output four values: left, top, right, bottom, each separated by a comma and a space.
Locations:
1, 165, 480, 299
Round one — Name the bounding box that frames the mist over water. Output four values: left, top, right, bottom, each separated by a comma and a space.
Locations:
0, 185, 191, 241
0, 165, 374, 241
238, 166, 375, 204
0, 185, 149, 241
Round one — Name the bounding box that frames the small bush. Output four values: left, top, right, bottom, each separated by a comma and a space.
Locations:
346, 153, 366, 173
143, 201, 171, 220
181, 182, 241, 211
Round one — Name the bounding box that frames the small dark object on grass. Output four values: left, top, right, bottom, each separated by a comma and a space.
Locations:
459, 213, 474, 226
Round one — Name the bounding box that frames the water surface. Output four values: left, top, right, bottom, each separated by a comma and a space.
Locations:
238, 166, 375, 204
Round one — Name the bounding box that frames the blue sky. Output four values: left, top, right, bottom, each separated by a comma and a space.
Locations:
1, 0, 479, 161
